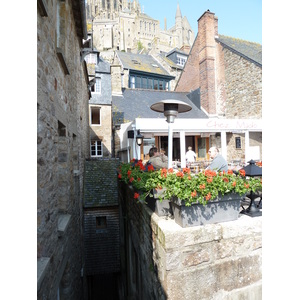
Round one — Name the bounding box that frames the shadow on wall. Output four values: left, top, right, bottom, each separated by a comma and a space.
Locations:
119, 182, 168, 299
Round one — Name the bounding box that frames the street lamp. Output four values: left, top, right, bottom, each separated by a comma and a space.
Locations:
136, 130, 144, 146
240, 159, 262, 217
150, 99, 192, 168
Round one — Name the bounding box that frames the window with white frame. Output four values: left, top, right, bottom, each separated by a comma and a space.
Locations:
90, 106, 101, 125
91, 77, 101, 93
176, 55, 187, 67
90, 140, 102, 157
86, 53, 97, 64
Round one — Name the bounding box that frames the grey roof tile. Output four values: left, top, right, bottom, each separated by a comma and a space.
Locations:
216, 35, 262, 66
116, 51, 172, 77
112, 89, 208, 124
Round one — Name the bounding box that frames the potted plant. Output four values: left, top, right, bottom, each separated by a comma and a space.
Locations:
117, 159, 172, 216
117, 160, 262, 226
166, 169, 261, 227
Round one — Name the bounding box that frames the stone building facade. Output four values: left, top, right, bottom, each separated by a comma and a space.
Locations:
86, 51, 113, 158
176, 10, 262, 162
37, 0, 90, 298
86, 0, 194, 55
83, 160, 121, 298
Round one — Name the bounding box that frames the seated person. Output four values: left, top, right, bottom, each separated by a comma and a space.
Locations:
205, 146, 228, 172
148, 147, 168, 170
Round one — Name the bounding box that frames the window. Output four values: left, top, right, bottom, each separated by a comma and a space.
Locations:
58, 120, 66, 136
235, 137, 241, 149
130, 76, 135, 88
91, 77, 101, 93
86, 53, 97, 64
90, 140, 102, 157
96, 216, 107, 229
142, 77, 147, 89
130, 74, 169, 91
135, 76, 141, 89
90, 106, 101, 125
176, 55, 187, 67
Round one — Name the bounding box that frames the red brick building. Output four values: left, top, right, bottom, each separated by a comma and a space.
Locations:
175, 10, 262, 162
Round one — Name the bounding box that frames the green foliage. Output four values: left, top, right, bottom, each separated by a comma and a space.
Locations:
117, 160, 262, 206
137, 40, 144, 51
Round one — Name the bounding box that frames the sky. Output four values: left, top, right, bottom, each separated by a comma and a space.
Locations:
138, 0, 262, 44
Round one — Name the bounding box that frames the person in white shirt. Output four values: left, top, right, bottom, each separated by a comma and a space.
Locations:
185, 146, 197, 166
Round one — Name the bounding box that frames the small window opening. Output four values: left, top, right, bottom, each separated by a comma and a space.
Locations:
96, 216, 107, 229
235, 137, 241, 149
58, 121, 66, 136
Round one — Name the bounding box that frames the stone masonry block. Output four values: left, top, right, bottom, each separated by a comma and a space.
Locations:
165, 251, 262, 300
157, 219, 222, 250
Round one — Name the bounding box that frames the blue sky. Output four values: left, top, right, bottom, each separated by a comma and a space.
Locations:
138, 0, 262, 44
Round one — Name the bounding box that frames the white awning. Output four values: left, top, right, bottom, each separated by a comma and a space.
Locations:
135, 118, 262, 133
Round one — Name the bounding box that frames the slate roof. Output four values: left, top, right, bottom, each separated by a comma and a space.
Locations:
116, 51, 173, 77
95, 57, 110, 73
112, 88, 208, 125
158, 54, 182, 70
216, 35, 262, 66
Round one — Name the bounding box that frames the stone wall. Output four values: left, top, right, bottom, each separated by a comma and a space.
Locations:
120, 185, 262, 300
37, 0, 89, 298
222, 47, 262, 119
89, 104, 112, 157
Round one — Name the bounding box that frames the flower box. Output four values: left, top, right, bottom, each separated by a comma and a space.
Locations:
171, 193, 242, 228
146, 188, 172, 217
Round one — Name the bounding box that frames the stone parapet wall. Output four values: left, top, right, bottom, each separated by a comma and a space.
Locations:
121, 185, 262, 299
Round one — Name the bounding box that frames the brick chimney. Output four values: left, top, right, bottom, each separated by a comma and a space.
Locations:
197, 10, 218, 115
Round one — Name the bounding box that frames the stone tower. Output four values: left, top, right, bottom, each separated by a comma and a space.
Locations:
86, 0, 195, 55
175, 3, 183, 48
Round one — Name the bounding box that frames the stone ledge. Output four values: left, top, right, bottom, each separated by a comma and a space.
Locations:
37, 257, 50, 291
151, 213, 262, 250
57, 214, 71, 237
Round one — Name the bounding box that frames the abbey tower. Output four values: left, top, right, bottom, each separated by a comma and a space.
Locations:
86, 0, 195, 55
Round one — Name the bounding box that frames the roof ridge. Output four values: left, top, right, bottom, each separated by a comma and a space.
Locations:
218, 34, 261, 46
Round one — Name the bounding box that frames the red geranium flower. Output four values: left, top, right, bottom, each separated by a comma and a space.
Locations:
207, 177, 213, 183
232, 181, 236, 187
134, 192, 139, 199
239, 169, 246, 177
118, 173, 122, 179
147, 164, 154, 172
227, 170, 233, 175
199, 184, 206, 189
205, 192, 211, 200
129, 177, 134, 183
176, 171, 184, 178
182, 168, 191, 174
222, 177, 229, 182
191, 190, 197, 197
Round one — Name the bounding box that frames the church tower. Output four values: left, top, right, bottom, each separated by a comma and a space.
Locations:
175, 3, 183, 47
